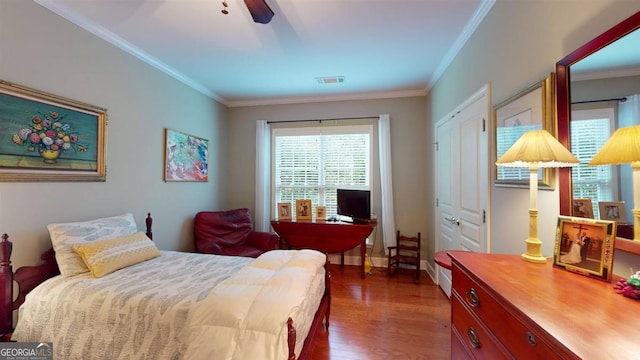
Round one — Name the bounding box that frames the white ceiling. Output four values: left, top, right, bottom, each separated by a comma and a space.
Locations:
35, 0, 495, 107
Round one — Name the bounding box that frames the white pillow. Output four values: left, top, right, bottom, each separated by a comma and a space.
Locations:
47, 213, 138, 276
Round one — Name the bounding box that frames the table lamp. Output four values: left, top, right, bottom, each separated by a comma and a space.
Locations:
589, 125, 640, 242
496, 129, 580, 263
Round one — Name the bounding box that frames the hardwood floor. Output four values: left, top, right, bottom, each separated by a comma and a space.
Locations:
309, 264, 451, 360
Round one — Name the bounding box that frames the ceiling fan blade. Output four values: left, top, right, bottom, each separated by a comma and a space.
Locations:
244, 0, 274, 24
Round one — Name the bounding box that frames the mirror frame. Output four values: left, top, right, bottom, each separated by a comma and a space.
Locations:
556, 11, 640, 251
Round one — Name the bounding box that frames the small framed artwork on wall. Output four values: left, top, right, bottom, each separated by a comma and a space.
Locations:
295, 199, 312, 221
277, 203, 292, 220
164, 128, 209, 182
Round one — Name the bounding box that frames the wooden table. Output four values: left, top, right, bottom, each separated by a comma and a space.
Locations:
271, 219, 376, 279
433, 250, 453, 270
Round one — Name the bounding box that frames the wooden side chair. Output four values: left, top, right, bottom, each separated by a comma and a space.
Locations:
387, 230, 421, 284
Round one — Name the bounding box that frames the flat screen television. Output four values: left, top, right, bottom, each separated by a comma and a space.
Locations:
336, 189, 371, 222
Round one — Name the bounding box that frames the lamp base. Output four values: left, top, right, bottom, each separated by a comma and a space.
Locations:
521, 236, 547, 263
521, 252, 547, 263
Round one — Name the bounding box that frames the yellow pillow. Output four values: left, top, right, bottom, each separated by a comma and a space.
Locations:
72, 232, 161, 278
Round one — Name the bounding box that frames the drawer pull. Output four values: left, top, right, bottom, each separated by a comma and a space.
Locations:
467, 327, 481, 348
526, 331, 537, 347
466, 288, 480, 307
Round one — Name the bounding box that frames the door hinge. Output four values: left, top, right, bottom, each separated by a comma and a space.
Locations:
436, 198, 439, 207
482, 118, 486, 132
434, 142, 438, 151
483, 209, 486, 223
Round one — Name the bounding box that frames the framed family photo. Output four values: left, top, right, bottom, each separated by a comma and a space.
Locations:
316, 206, 326, 220
0, 80, 107, 182
572, 198, 594, 219
277, 202, 292, 220
553, 216, 616, 281
295, 199, 312, 221
164, 128, 209, 182
598, 201, 626, 223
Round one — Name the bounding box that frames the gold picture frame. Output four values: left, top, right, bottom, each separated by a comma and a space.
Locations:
277, 202, 292, 220
598, 201, 627, 223
295, 199, 312, 221
494, 73, 555, 189
0, 80, 107, 182
316, 205, 326, 220
572, 198, 594, 219
553, 216, 616, 281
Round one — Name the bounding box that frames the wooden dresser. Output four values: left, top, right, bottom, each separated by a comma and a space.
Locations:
449, 252, 640, 359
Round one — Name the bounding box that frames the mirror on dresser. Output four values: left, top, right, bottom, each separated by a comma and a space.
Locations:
556, 11, 640, 254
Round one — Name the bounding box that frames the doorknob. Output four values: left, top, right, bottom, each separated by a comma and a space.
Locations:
445, 216, 460, 226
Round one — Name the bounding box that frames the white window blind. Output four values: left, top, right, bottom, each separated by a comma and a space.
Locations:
571, 108, 615, 218
273, 125, 372, 218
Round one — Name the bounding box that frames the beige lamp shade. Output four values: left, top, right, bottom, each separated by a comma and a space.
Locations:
589, 125, 640, 165
496, 129, 579, 168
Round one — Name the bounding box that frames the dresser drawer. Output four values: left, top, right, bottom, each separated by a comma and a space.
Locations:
452, 264, 566, 360
451, 293, 511, 360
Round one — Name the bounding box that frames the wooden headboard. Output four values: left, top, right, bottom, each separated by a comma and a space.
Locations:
0, 213, 154, 339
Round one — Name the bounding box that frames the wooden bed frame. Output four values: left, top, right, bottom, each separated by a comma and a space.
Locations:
0, 213, 331, 360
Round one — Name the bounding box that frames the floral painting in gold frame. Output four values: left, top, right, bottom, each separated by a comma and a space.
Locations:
0, 80, 107, 181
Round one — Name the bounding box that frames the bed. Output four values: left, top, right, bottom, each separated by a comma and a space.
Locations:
0, 213, 331, 360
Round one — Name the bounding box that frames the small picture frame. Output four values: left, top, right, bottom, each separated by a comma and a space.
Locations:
277, 202, 291, 220
572, 198, 594, 219
295, 199, 312, 221
316, 206, 326, 220
553, 216, 616, 281
598, 201, 626, 223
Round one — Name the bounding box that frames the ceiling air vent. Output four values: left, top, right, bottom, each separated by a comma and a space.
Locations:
316, 76, 345, 84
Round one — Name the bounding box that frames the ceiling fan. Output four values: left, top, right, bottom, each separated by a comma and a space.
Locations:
221, 0, 274, 24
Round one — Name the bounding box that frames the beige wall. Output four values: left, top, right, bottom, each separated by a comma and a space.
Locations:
428, 0, 640, 273
227, 97, 429, 259
0, 0, 228, 268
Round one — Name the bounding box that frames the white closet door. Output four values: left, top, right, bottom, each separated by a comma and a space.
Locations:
434, 85, 490, 297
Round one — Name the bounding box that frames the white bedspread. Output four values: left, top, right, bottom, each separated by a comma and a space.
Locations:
13, 249, 326, 360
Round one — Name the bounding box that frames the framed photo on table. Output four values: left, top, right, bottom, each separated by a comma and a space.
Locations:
316, 206, 326, 220
598, 201, 626, 223
295, 199, 312, 221
553, 216, 616, 281
277, 203, 292, 220
572, 198, 594, 218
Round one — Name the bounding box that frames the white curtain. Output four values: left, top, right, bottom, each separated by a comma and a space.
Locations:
255, 120, 271, 232
618, 94, 640, 222
378, 114, 395, 249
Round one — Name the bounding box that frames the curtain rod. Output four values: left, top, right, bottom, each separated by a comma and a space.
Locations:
267, 116, 378, 124
572, 97, 627, 105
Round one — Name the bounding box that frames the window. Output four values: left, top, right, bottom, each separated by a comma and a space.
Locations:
272, 125, 372, 218
571, 108, 615, 218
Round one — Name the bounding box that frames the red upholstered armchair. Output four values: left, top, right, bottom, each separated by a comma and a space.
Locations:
194, 208, 278, 258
